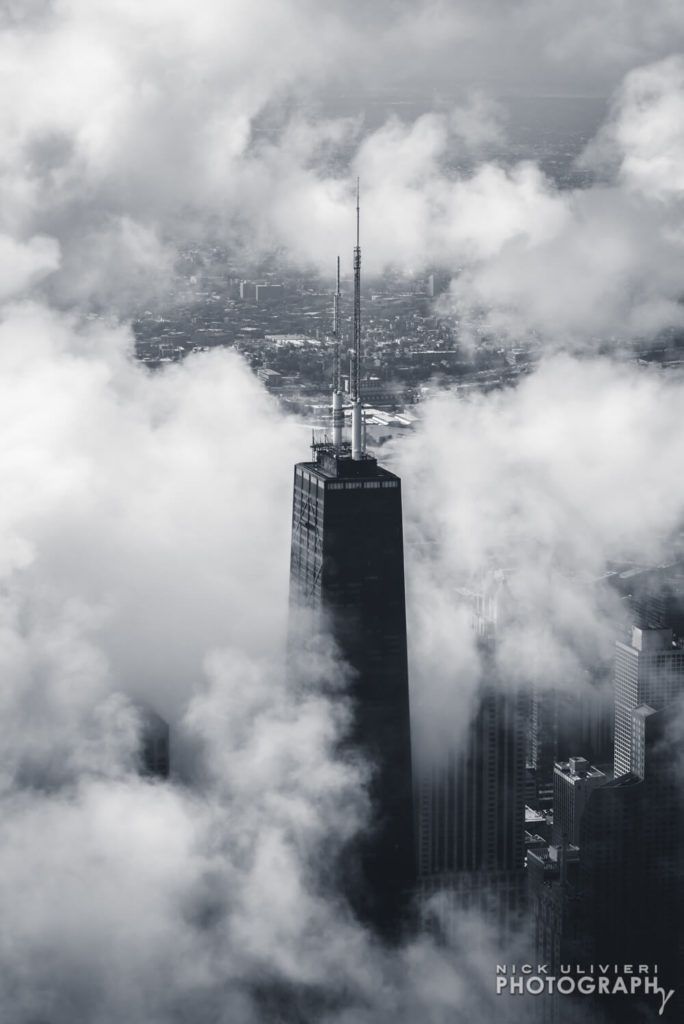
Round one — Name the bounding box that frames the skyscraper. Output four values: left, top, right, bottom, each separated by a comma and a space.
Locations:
551, 756, 606, 847
416, 572, 527, 932
620, 561, 684, 636
417, 688, 527, 929
530, 606, 684, 1022
527, 684, 612, 810
613, 625, 684, 774
579, 704, 683, 1016
135, 703, 170, 779
531, 695, 683, 1020
527, 842, 583, 993
288, 188, 414, 936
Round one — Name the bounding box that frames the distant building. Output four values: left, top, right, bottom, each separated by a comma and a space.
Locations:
138, 706, 170, 779
525, 804, 552, 843
531, 695, 684, 1021
425, 271, 450, 299
620, 561, 684, 637
417, 687, 526, 879
257, 367, 283, 389
239, 280, 257, 300
579, 704, 683, 1003
255, 283, 284, 304
527, 687, 557, 809
531, 705, 683, 1020
526, 687, 600, 810
528, 842, 583, 973
613, 625, 684, 775
528, 668, 613, 810
552, 757, 607, 847
265, 334, 317, 348
358, 378, 401, 406
417, 572, 527, 933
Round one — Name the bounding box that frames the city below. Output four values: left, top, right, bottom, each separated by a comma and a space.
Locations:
132, 250, 684, 447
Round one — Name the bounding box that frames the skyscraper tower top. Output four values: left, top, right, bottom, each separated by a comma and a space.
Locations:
288, 189, 414, 935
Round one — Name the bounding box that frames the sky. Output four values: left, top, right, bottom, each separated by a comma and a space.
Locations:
2, 1, 684, 1021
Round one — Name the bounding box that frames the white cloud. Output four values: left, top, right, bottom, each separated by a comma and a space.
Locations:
438, 57, 684, 348
0, 294, 538, 1021
399, 355, 684, 756
0, 233, 60, 300
1, 2, 684, 310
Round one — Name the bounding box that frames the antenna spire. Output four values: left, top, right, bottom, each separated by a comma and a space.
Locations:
351, 178, 364, 460
331, 254, 339, 385
332, 256, 343, 448
352, 178, 361, 402
332, 256, 340, 388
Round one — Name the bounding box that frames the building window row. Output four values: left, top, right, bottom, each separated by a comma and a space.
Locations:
327, 480, 384, 490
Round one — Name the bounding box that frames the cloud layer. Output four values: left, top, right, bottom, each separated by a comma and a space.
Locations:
1, 0, 684, 333
2, 3, 684, 1021
400, 355, 684, 757
0, 301, 536, 1022
446, 56, 684, 348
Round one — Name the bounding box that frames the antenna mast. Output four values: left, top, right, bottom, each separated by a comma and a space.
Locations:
331, 256, 343, 448
352, 180, 361, 401
333, 255, 341, 389
351, 179, 364, 459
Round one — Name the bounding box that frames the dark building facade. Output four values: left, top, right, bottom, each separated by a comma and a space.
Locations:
417, 686, 526, 879
527, 844, 586, 1024
530, 704, 683, 1022
528, 845, 583, 963
551, 756, 606, 847
417, 684, 527, 936
527, 686, 560, 810
622, 561, 684, 637
578, 704, 683, 1018
527, 686, 612, 809
137, 705, 170, 779
416, 573, 527, 934
289, 441, 414, 935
